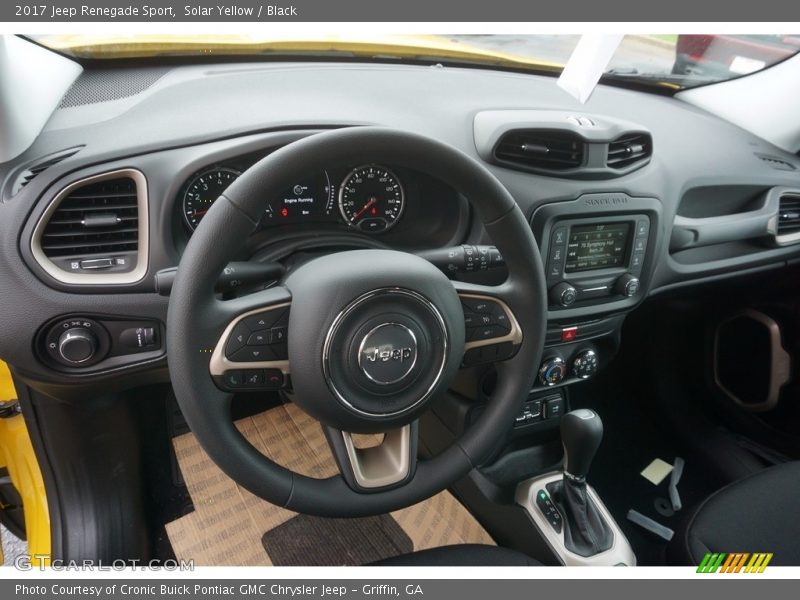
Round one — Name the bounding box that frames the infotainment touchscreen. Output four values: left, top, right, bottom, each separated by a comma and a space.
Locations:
564, 222, 631, 273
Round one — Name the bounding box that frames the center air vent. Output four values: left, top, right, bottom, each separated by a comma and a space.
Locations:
606, 133, 652, 170
777, 192, 800, 238
32, 169, 148, 285
494, 130, 585, 173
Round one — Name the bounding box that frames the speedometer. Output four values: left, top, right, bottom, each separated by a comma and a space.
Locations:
182, 167, 241, 230
338, 165, 405, 233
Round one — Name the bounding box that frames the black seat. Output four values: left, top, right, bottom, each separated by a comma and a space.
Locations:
671, 461, 800, 566
372, 544, 540, 566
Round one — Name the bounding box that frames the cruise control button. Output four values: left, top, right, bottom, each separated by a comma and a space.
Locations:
461, 298, 495, 314
247, 331, 270, 346
225, 322, 251, 356
466, 325, 507, 341
463, 313, 479, 327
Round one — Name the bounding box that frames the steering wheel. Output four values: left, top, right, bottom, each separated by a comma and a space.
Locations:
167, 127, 546, 517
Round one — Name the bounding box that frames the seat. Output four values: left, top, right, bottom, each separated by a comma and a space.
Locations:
372, 544, 540, 566
671, 461, 800, 566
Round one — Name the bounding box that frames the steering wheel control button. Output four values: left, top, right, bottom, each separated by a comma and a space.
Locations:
263, 369, 284, 389
247, 331, 269, 346
225, 322, 250, 356
224, 371, 243, 388
550, 282, 577, 307
229, 346, 275, 363
357, 323, 418, 385
539, 357, 567, 386
243, 370, 264, 387
269, 326, 287, 344
573, 349, 599, 379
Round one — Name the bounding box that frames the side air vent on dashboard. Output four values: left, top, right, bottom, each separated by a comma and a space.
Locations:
777, 192, 800, 238
494, 130, 585, 173
606, 133, 652, 170
31, 169, 149, 285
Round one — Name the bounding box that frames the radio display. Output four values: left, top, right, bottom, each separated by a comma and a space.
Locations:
565, 222, 631, 273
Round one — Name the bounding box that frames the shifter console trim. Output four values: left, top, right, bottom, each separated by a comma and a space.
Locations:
516, 471, 637, 566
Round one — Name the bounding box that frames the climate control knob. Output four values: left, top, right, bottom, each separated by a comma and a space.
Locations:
539, 357, 567, 386
550, 282, 578, 307
58, 328, 97, 365
615, 273, 640, 297
572, 349, 599, 379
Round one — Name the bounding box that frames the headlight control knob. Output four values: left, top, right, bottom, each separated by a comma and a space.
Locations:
572, 349, 599, 379
58, 328, 97, 364
550, 282, 577, 307
539, 357, 567, 386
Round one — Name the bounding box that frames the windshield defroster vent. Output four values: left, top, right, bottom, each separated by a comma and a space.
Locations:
606, 133, 652, 170
31, 169, 149, 285
494, 130, 585, 173
11, 147, 83, 196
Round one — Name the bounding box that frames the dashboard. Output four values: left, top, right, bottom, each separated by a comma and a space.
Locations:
1, 60, 800, 391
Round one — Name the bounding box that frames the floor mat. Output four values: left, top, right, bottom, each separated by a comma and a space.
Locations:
262, 514, 412, 566
165, 403, 493, 565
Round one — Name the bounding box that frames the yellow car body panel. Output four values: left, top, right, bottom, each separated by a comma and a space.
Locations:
0, 361, 50, 567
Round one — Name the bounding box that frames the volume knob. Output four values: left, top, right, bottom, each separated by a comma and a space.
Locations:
550, 282, 577, 307
58, 328, 97, 365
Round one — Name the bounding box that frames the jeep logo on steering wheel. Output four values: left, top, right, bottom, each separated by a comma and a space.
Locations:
357, 323, 418, 385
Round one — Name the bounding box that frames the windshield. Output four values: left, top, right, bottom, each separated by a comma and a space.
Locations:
29, 34, 800, 90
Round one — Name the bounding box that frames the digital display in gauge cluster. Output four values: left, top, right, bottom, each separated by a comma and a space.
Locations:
181, 163, 406, 234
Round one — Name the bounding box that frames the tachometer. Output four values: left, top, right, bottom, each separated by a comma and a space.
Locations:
182, 167, 241, 230
338, 165, 405, 233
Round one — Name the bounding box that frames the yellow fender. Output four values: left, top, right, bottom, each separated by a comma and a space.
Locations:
0, 360, 50, 567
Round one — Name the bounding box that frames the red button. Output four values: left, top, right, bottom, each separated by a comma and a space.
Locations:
561, 326, 578, 342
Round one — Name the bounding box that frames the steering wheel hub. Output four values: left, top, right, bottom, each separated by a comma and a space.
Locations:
322, 287, 449, 420
285, 252, 462, 431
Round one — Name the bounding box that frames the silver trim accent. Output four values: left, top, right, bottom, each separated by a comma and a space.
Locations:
338, 164, 406, 233
30, 169, 149, 285
516, 471, 637, 566
209, 302, 291, 377
357, 322, 418, 385
459, 293, 523, 351
322, 288, 448, 418
341, 425, 411, 488
713, 309, 790, 412
773, 188, 800, 246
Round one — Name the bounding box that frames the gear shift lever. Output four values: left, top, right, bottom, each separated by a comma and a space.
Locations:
548, 409, 613, 557
561, 409, 603, 480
